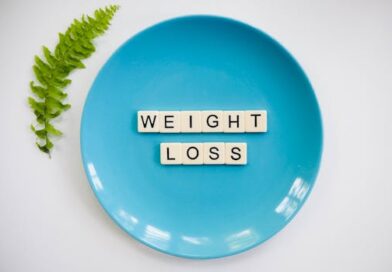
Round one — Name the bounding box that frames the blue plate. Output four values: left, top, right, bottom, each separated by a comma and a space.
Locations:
81, 15, 323, 259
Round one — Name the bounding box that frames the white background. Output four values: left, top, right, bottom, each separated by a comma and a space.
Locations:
1, 0, 391, 271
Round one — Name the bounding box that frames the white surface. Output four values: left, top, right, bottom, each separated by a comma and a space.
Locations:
0, 0, 392, 271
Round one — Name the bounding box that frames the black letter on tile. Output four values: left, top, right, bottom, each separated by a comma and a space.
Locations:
164, 115, 174, 128
250, 113, 261, 127
186, 146, 199, 160
206, 115, 219, 128
166, 147, 175, 160
140, 115, 157, 128
209, 147, 219, 160
230, 147, 241, 161
189, 115, 193, 128
228, 114, 240, 128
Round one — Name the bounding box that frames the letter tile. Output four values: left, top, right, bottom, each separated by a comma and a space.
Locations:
182, 143, 204, 165
223, 111, 245, 133
245, 110, 267, 132
138, 111, 160, 132
203, 142, 225, 164
225, 143, 247, 165
180, 111, 202, 133
159, 111, 181, 133
201, 111, 223, 132
160, 143, 182, 165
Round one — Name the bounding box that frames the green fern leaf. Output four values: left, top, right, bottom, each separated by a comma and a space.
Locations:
29, 5, 119, 156
46, 123, 63, 136
30, 82, 46, 99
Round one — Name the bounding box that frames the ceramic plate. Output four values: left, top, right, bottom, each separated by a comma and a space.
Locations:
81, 15, 323, 259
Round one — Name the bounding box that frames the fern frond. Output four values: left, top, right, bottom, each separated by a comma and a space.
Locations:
29, 5, 119, 156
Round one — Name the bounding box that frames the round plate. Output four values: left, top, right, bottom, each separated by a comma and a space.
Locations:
81, 15, 323, 259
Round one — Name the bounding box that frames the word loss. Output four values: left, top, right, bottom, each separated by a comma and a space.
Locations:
138, 110, 267, 133
161, 142, 247, 165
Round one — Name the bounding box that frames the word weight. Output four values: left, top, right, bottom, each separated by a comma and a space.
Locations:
138, 110, 267, 133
